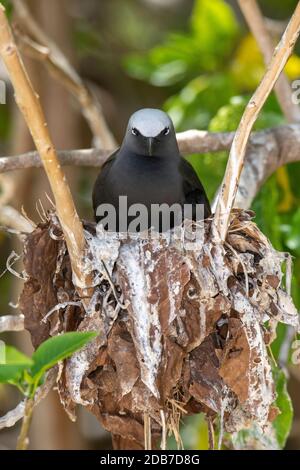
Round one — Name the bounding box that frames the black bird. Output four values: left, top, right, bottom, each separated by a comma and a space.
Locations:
93, 108, 211, 232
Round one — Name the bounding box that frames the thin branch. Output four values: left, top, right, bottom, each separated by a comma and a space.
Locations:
176, 129, 235, 154
0, 401, 25, 430
2, 124, 300, 210
239, 0, 300, 123
213, 2, 300, 241
0, 148, 110, 173
0, 205, 35, 233
0, 5, 91, 299
16, 397, 34, 450
0, 314, 24, 333
12, 0, 116, 149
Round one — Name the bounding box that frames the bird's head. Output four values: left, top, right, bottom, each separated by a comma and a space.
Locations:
122, 108, 179, 158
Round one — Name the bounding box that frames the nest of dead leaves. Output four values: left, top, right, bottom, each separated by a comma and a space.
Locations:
19, 209, 299, 450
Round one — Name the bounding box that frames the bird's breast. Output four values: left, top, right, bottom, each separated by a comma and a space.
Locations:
108, 157, 183, 207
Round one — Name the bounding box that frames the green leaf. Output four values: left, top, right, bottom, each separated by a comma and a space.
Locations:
165, 73, 236, 131
0, 364, 28, 383
272, 368, 293, 448
30, 332, 97, 379
191, 0, 239, 59
4, 345, 33, 365
124, 0, 239, 87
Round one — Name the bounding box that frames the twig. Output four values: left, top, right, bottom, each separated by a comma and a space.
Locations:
0, 5, 91, 300
176, 129, 235, 154
0, 129, 234, 175
41, 301, 82, 324
238, 0, 300, 122
0, 205, 35, 233
12, 0, 116, 149
16, 397, 34, 450
1, 124, 300, 211
0, 148, 111, 173
206, 416, 215, 450
0, 400, 25, 430
143, 413, 152, 450
213, 2, 300, 241
0, 314, 24, 333
160, 410, 167, 451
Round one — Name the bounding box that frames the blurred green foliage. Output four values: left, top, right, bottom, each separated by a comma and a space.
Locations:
0, 0, 12, 17
124, 0, 300, 449
125, 0, 239, 88
272, 368, 294, 448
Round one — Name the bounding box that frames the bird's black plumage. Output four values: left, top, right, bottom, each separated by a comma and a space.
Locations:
93, 109, 211, 232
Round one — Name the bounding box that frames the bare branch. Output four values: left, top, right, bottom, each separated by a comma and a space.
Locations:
0, 205, 35, 233
176, 129, 235, 154
0, 130, 234, 173
0, 314, 24, 333
214, 2, 300, 241
0, 401, 25, 430
0, 5, 91, 299
11, 0, 116, 149
16, 398, 33, 450
0, 148, 110, 173
236, 124, 300, 208
1, 125, 300, 210
239, 0, 300, 123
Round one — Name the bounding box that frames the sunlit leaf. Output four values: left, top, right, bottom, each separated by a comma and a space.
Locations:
165, 74, 235, 130
0, 364, 28, 383
30, 332, 97, 380
124, 0, 239, 86
191, 0, 239, 61
4, 345, 33, 365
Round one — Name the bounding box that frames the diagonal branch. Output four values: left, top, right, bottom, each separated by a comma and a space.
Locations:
11, 0, 116, 149
238, 0, 300, 123
213, 2, 300, 241
0, 4, 91, 299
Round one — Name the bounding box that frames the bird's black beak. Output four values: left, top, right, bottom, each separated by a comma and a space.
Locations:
147, 137, 154, 156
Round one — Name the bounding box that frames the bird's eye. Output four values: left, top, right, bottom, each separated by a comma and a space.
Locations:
162, 127, 170, 136
132, 127, 140, 136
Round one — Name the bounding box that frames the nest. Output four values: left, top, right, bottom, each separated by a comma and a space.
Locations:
19, 210, 299, 450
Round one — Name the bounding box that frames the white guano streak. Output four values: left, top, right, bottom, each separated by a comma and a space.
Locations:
119, 242, 162, 398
